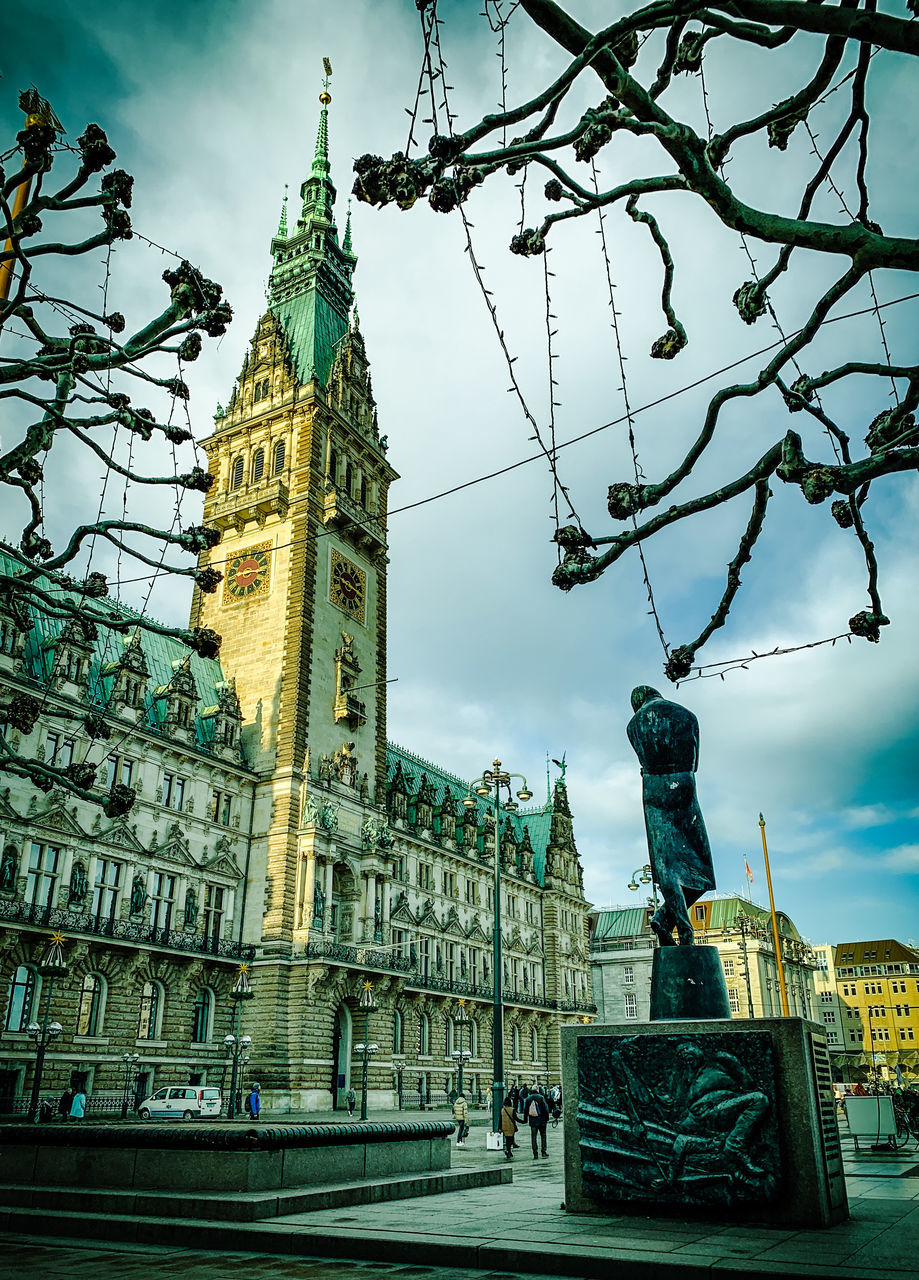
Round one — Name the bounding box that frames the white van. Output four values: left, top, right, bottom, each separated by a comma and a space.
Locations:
137, 1085, 222, 1120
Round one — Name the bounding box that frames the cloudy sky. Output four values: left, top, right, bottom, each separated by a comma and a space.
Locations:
3, 0, 917, 949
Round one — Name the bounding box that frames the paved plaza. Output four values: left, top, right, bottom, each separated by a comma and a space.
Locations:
2, 1111, 918, 1280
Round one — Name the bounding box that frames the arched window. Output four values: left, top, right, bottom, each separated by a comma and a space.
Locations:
273, 440, 285, 474
192, 987, 213, 1043
345, 462, 354, 496
77, 973, 104, 1036
252, 448, 265, 482
511, 1024, 520, 1060
418, 1012, 430, 1056
530, 1028, 538, 1061
4, 964, 36, 1032
137, 981, 162, 1040
328, 448, 338, 484
230, 457, 243, 490
393, 1008, 404, 1055
360, 476, 368, 507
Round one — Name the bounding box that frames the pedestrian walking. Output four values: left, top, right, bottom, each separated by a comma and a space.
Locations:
453, 1092, 469, 1147
69, 1089, 87, 1120
499, 1097, 517, 1160
525, 1088, 550, 1158
246, 1083, 261, 1120
57, 1089, 72, 1121
345, 1087, 356, 1117
518, 1082, 530, 1122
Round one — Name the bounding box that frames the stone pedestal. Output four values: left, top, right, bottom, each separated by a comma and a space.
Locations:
650, 945, 731, 1020
561, 1017, 847, 1227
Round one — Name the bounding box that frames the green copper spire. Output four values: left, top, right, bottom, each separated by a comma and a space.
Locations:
312, 100, 331, 182
267, 60, 355, 387
277, 184, 288, 238
343, 200, 353, 254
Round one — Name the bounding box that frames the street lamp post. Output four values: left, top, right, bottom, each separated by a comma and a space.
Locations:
26, 933, 69, 1123
451, 999, 471, 1096
225, 964, 255, 1120
627, 864, 658, 910
357, 981, 378, 1120
464, 760, 532, 1136
391, 1058, 405, 1110
120, 1052, 140, 1119
356, 1040, 379, 1118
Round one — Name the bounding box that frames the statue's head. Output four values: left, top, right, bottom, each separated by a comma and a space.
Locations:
630, 685, 663, 713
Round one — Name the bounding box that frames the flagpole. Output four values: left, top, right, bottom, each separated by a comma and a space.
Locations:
759, 813, 790, 1017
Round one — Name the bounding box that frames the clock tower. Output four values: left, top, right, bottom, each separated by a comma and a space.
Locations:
193, 83, 397, 976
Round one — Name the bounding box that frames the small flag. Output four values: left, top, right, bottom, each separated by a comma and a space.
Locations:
744, 859, 754, 883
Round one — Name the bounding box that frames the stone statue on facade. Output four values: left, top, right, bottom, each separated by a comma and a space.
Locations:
183, 887, 198, 928
301, 793, 320, 826
313, 881, 326, 928
319, 754, 334, 783
68, 861, 89, 906
0, 847, 18, 893
129, 874, 147, 916
627, 686, 715, 947
319, 800, 339, 832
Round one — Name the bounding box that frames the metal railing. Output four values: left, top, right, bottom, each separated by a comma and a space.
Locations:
0, 899, 256, 963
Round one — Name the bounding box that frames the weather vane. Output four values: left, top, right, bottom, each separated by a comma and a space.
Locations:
321, 57, 332, 104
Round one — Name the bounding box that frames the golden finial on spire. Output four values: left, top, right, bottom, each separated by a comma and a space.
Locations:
320, 57, 332, 104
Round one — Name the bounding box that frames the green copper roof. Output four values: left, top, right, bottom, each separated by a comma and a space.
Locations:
271, 287, 348, 386
2, 553, 233, 754
592, 907, 649, 940
385, 742, 556, 886
267, 97, 355, 388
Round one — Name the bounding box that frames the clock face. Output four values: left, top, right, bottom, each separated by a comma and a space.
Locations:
223, 542, 272, 604
330, 550, 366, 623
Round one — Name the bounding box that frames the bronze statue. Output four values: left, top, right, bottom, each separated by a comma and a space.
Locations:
627, 686, 715, 946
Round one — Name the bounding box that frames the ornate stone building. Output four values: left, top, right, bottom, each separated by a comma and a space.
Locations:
0, 93, 593, 1115
0, 574, 254, 1111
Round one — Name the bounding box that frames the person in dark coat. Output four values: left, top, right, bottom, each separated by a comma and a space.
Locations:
525, 1088, 550, 1158
627, 686, 715, 946
499, 1098, 517, 1160
57, 1089, 72, 1120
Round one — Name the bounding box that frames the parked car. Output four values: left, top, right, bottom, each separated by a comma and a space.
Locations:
137, 1086, 222, 1120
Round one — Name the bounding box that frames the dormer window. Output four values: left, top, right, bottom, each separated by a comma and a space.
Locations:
253, 378, 270, 403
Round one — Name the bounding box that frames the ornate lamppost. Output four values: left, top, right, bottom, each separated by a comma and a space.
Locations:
120, 1052, 140, 1119
26, 933, 69, 1123
451, 999, 472, 1096
225, 964, 255, 1120
357, 980, 377, 1120
627, 864, 659, 910
391, 1057, 405, 1110
464, 760, 532, 1136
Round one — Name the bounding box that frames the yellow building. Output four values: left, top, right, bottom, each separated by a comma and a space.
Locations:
833, 939, 919, 1085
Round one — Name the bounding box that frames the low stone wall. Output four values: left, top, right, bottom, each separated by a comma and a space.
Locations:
0, 1120, 455, 1194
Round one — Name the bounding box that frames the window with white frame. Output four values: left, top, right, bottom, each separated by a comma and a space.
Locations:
624, 992, 638, 1019
192, 988, 213, 1043
26, 843, 60, 908
4, 964, 37, 1031
727, 987, 740, 1014
137, 981, 162, 1040
92, 858, 122, 926
723, 958, 735, 977
77, 973, 104, 1036
623, 965, 635, 985
203, 884, 225, 943
149, 872, 176, 932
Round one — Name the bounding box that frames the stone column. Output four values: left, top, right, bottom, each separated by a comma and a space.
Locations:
381, 876, 391, 944
364, 872, 377, 942
300, 854, 317, 930
323, 859, 334, 933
